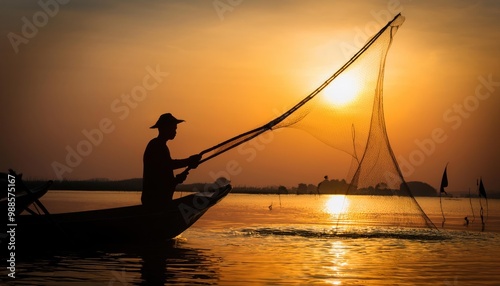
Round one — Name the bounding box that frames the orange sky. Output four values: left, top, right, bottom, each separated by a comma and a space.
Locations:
1, 0, 499, 193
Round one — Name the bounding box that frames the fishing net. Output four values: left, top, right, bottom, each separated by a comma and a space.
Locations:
195, 14, 436, 230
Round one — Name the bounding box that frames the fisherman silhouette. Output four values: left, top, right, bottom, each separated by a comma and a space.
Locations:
141, 113, 201, 208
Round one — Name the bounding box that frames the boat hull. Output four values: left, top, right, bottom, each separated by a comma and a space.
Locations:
12, 185, 232, 247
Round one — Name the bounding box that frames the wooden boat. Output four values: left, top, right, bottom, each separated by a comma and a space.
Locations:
2, 174, 231, 247
18, 185, 231, 246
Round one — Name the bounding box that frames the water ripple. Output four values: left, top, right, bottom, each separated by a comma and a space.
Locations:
237, 226, 452, 241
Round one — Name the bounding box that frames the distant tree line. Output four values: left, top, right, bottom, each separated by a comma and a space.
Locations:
21, 177, 499, 198
25, 178, 143, 191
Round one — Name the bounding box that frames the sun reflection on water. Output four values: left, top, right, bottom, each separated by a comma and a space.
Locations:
324, 195, 350, 217
323, 240, 348, 285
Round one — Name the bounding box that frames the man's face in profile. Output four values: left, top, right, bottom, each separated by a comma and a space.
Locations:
163, 124, 177, 140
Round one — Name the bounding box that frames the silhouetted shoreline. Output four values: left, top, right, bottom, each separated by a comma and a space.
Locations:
24, 178, 499, 198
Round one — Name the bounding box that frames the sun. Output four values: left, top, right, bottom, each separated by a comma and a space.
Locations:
322, 72, 361, 107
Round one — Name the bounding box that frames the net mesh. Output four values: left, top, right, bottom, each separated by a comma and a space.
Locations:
200, 14, 435, 230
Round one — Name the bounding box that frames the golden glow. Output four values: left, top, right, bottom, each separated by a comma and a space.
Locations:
326, 240, 348, 285
324, 195, 349, 216
322, 72, 361, 107
3, 1, 497, 193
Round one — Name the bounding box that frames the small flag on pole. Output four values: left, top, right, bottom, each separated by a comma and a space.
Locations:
440, 167, 448, 195
479, 178, 487, 199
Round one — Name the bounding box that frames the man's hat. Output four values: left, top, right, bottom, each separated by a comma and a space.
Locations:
150, 113, 185, 129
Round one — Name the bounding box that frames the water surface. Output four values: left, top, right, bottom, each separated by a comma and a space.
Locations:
4, 191, 499, 285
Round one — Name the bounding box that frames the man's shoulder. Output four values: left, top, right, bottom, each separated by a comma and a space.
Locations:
146, 137, 166, 146
145, 138, 170, 155
147, 137, 160, 145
